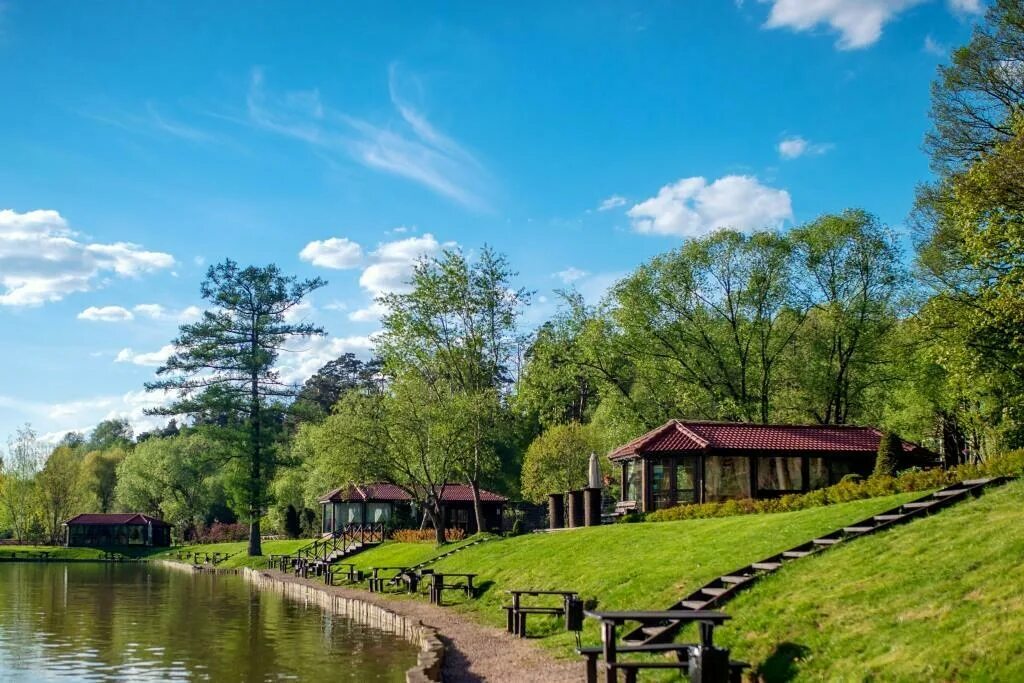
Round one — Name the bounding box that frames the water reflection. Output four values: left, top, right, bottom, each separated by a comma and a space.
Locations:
0, 563, 415, 681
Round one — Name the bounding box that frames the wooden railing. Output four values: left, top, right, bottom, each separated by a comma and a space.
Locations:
293, 523, 385, 566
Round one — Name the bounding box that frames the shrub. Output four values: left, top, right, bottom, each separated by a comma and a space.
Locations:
647, 452, 1023, 523
194, 522, 250, 543
389, 528, 467, 543
875, 431, 902, 477
283, 505, 301, 539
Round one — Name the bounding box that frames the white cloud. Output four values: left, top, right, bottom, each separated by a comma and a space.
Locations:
132, 303, 165, 319
78, 306, 134, 322
177, 305, 202, 322
299, 237, 364, 269
949, 0, 982, 14
358, 233, 452, 296
628, 175, 793, 237
598, 195, 627, 211
924, 34, 948, 56
246, 65, 490, 210
759, 0, 924, 50
555, 267, 588, 284
114, 344, 175, 367
41, 388, 178, 440
0, 209, 175, 306
348, 302, 388, 322
778, 135, 833, 159
276, 334, 378, 385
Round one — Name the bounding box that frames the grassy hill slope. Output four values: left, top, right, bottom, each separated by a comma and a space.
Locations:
718, 478, 1024, 682
349, 492, 923, 651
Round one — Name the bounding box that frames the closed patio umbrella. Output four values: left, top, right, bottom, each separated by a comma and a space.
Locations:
588, 452, 602, 489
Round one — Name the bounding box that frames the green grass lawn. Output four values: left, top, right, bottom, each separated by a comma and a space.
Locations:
0, 545, 115, 560
151, 539, 314, 569
351, 492, 925, 655
717, 478, 1024, 682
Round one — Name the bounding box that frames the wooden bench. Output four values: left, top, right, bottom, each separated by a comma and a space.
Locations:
504, 589, 580, 637
368, 566, 410, 593
575, 644, 747, 683
325, 562, 362, 586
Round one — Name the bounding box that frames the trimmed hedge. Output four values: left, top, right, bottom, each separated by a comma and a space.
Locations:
646, 450, 1024, 523
389, 528, 467, 543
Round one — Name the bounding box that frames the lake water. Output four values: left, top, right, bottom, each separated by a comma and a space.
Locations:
0, 562, 417, 681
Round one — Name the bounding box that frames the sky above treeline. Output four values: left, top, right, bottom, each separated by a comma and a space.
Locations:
0, 1, 984, 440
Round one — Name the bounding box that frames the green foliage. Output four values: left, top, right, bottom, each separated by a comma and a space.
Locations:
874, 431, 902, 476
80, 447, 126, 513
115, 432, 224, 540
87, 419, 134, 451
283, 504, 301, 539
647, 452, 1023, 522
289, 353, 383, 424
36, 446, 83, 544
520, 422, 605, 503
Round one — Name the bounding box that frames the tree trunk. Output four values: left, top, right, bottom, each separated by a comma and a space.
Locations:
469, 478, 485, 535
248, 369, 263, 557
424, 505, 445, 545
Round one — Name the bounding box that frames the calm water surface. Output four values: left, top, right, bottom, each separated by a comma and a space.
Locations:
0, 562, 417, 682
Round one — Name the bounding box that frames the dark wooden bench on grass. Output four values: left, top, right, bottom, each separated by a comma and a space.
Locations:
584, 609, 747, 683
368, 566, 413, 593
325, 562, 363, 586
503, 589, 581, 638
428, 572, 477, 605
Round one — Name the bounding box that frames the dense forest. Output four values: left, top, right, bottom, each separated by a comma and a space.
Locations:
4, 1, 1024, 552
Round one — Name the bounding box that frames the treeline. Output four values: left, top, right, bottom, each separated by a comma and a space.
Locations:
3, 2, 1024, 550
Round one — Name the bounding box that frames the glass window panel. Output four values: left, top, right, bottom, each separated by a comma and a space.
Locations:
651, 461, 673, 510
757, 457, 804, 492
675, 457, 697, 504
809, 458, 828, 490
624, 461, 641, 501
368, 503, 391, 523
704, 456, 751, 502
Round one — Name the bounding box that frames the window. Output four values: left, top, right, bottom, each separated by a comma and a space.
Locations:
623, 461, 641, 502
323, 503, 335, 533
757, 456, 804, 493
367, 503, 391, 523
675, 457, 697, 504
651, 461, 672, 509
809, 458, 828, 489
704, 456, 751, 501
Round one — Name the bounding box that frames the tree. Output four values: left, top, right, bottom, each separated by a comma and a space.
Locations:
788, 211, 905, 424
874, 431, 903, 477
115, 432, 223, 540
925, 0, 1024, 175
80, 447, 126, 513
609, 229, 802, 425
36, 446, 83, 545
290, 353, 383, 423
146, 260, 325, 555
0, 425, 44, 542
378, 247, 529, 534
87, 418, 134, 451
520, 422, 605, 503
283, 504, 301, 539
298, 373, 471, 545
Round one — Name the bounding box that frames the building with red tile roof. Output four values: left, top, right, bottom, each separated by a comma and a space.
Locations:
64, 513, 172, 547
610, 420, 938, 513
317, 483, 507, 534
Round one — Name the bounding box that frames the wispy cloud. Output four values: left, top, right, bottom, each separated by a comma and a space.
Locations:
778, 135, 834, 160
598, 195, 627, 211
246, 65, 491, 210
924, 34, 948, 57
84, 101, 224, 144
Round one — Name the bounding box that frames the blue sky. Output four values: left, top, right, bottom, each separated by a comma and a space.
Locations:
0, 1, 983, 440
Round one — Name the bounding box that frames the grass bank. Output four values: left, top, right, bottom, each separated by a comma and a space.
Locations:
718, 478, 1024, 681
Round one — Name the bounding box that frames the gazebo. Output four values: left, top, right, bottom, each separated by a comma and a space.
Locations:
610, 420, 937, 513
64, 513, 172, 547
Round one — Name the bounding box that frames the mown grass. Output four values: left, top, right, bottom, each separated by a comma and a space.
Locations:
151, 539, 313, 569
0, 545, 116, 560
351, 492, 924, 657
717, 478, 1024, 681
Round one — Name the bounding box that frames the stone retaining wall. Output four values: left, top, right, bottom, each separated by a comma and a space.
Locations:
154, 561, 443, 682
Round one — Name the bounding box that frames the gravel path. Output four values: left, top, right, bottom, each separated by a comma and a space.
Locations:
267, 570, 583, 682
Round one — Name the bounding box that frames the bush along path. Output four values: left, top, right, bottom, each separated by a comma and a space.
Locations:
624, 477, 1012, 646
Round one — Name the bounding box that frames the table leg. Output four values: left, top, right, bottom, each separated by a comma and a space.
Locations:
700, 621, 714, 648
601, 621, 617, 683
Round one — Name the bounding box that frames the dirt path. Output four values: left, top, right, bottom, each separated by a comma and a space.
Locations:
267, 570, 583, 682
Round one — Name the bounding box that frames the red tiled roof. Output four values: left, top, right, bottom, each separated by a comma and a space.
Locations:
64, 513, 171, 527
318, 483, 507, 504
609, 420, 933, 461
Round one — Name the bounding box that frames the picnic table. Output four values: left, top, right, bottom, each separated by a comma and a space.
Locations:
325, 562, 363, 586
504, 589, 581, 637
583, 610, 739, 683
428, 572, 477, 605
368, 566, 414, 593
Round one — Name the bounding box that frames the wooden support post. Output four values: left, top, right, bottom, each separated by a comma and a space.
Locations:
584, 487, 602, 526
567, 490, 585, 528
548, 493, 565, 529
